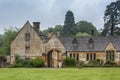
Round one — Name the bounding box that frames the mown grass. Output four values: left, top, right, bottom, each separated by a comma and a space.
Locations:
0, 68, 120, 80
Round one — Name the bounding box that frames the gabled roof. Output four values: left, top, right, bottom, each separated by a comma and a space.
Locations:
11, 21, 47, 44
11, 21, 32, 44
59, 36, 120, 52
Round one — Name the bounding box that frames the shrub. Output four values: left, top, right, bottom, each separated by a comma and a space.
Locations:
76, 60, 84, 68
9, 57, 44, 68
63, 57, 76, 67
31, 58, 44, 67
10, 56, 32, 67
104, 61, 117, 66
76, 59, 105, 68
87, 59, 104, 66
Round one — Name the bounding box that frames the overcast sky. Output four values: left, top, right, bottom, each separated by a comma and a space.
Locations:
0, 0, 117, 34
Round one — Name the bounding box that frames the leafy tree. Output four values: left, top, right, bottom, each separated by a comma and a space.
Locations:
47, 27, 54, 33
41, 25, 63, 36
41, 29, 48, 36
63, 10, 75, 36
0, 27, 18, 56
54, 25, 63, 36
76, 32, 91, 37
75, 21, 99, 36
42, 20, 99, 37
0, 34, 3, 48
102, 0, 120, 36
41, 11, 99, 37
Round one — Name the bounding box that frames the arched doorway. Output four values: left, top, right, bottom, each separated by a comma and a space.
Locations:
47, 50, 62, 68
47, 50, 53, 67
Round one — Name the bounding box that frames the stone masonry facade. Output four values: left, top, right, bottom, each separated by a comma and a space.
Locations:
10, 21, 120, 67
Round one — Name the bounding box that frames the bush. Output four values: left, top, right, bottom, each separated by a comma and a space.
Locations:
104, 61, 117, 67
9, 56, 32, 68
89, 59, 104, 66
63, 57, 76, 67
77, 59, 105, 68
31, 58, 44, 67
8, 56, 44, 68
76, 61, 84, 68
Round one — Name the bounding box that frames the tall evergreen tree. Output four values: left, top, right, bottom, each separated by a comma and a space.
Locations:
63, 10, 75, 36
102, 0, 120, 36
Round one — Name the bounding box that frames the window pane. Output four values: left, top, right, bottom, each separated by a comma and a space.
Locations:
70, 53, 72, 58
77, 53, 79, 61
93, 53, 96, 60
25, 33, 30, 42
25, 46, 30, 53
90, 53, 92, 61
86, 53, 89, 61
106, 50, 115, 62
73, 54, 75, 59
111, 51, 114, 61
106, 51, 108, 61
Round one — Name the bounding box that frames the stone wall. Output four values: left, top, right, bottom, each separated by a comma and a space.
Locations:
67, 52, 106, 63
10, 22, 45, 64
45, 35, 66, 67
10, 22, 120, 67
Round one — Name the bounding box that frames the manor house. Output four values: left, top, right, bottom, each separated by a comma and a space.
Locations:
10, 21, 120, 67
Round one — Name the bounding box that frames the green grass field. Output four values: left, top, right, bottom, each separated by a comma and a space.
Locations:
0, 68, 120, 80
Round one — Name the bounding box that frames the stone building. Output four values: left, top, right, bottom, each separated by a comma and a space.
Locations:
10, 21, 66, 68
10, 21, 120, 67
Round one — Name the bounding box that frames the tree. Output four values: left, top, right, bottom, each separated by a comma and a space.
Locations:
76, 32, 91, 37
41, 25, 63, 36
41, 29, 48, 36
0, 27, 18, 56
63, 10, 75, 36
75, 21, 99, 36
47, 27, 54, 33
0, 34, 3, 48
54, 25, 63, 36
102, 0, 120, 36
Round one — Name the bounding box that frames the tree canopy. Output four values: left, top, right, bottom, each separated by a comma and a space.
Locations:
42, 11, 99, 37
0, 34, 3, 48
63, 10, 75, 36
102, 0, 120, 36
42, 25, 63, 36
0, 27, 18, 56
76, 32, 91, 37
74, 21, 99, 36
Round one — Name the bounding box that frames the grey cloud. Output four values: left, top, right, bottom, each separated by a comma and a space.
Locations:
0, 0, 117, 34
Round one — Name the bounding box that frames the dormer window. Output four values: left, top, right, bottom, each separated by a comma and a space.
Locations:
88, 38, 94, 44
88, 38, 94, 48
72, 38, 78, 47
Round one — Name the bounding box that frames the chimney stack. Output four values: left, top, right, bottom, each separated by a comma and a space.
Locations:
57, 31, 60, 37
48, 32, 53, 39
33, 22, 40, 33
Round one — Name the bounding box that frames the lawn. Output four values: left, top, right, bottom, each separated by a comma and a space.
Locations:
0, 68, 120, 80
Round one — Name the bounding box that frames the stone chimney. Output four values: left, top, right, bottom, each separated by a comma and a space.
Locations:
33, 22, 40, 33
57, 31, 60, 37
48, 32, 53, 39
